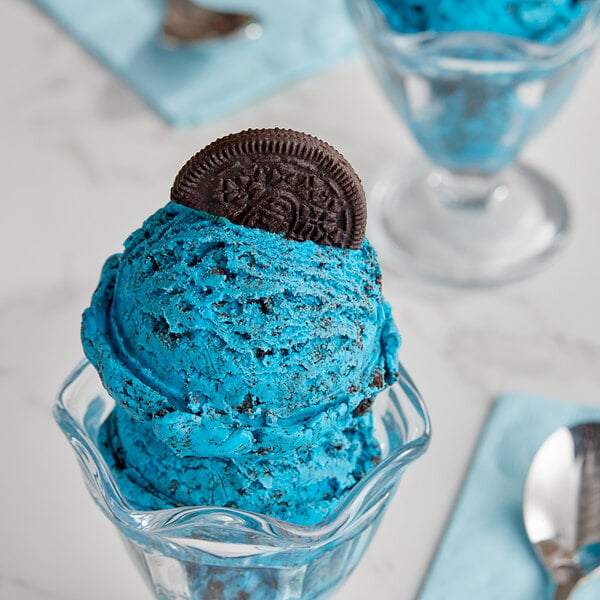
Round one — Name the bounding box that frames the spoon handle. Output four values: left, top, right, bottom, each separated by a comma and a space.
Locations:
553, 579, 580, 600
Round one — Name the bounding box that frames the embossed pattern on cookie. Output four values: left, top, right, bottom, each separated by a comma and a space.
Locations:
170, 128, 367, 249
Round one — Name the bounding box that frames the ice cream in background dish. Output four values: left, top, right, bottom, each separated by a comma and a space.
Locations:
352, 0, 598, 178
82, 128, 401, 526
373, 0, 593, 43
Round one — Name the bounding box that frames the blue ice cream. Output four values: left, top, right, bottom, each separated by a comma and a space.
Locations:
82, 202, 400, 525
374, 0, 592, 43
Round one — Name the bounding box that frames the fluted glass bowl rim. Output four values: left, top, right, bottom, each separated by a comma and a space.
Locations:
54, 359, 430, 552
348, 0, 600, 72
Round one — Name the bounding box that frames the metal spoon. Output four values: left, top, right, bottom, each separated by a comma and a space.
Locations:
161, 0, 261, 47
524, 423, 600, 600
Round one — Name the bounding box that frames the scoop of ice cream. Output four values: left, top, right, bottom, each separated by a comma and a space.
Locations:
83, 202, 399, 453
82, 202, 400, 523
375, 0, 591, 43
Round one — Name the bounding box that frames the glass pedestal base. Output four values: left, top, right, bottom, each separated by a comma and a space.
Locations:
368, 161, 570, 287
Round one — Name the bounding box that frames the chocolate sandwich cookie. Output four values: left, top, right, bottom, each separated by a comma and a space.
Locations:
170, 128, 367, 249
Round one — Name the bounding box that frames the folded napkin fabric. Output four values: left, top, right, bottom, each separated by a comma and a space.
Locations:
32, 0, 357, 126
418, 394, 600, 600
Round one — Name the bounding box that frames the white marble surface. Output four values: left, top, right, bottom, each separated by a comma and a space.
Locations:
2, 0, 600, 598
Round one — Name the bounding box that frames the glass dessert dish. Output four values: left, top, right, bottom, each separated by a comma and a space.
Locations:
55, 360, 430, 600
348, 0, 600, 286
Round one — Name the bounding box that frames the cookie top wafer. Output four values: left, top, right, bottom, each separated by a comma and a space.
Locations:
170, 128, 367, 249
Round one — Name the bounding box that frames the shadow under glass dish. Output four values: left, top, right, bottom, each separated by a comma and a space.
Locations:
348, 0, 600, 287
55, 360, 430, 600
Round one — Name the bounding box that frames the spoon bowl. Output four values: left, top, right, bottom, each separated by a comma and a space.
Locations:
161, 0, 261, 47
524, 423, 600, 599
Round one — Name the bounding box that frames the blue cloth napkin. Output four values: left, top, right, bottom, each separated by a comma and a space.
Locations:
418, 394, 600, 600
32, 0, 357, 126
